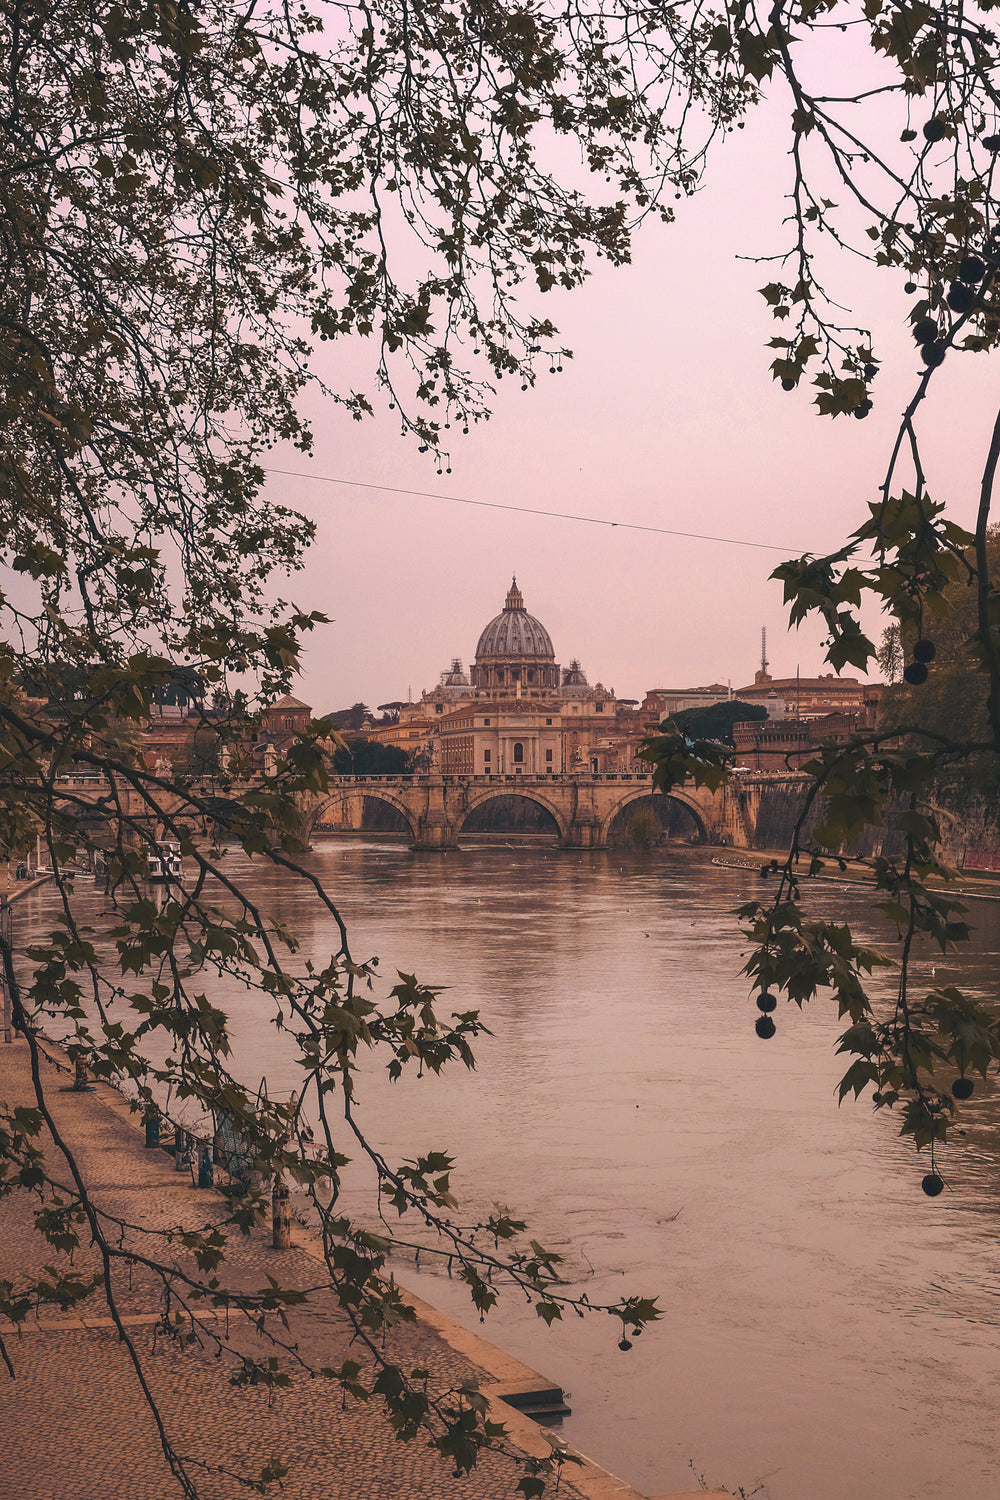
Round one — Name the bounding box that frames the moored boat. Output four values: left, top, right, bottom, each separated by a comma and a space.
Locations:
148, 840, 182, 883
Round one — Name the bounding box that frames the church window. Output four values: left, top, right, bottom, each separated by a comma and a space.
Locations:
513, 742, 524, 764
484, 717, 490, 726
596, 702, 603, 712
545, 717, 552, 725
435, 703, 443, 714
284, 717, 294, 730
545, 749, 553, 762
484, 749, 491, 763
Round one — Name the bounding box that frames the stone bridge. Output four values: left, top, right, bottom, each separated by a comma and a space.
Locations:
49, 769, 810, 854
300, 771, 758, 851
48, 769, 1000, 868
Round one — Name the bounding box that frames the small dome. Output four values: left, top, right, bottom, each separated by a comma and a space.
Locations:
441, 658, 470, 687
475, 578, 555, 661
562, 659, 588, 687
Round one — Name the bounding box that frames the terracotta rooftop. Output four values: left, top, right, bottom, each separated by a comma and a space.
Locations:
269, 693, 311, 711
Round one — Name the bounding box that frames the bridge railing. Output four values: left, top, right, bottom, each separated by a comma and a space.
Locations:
331, 771, 656, 785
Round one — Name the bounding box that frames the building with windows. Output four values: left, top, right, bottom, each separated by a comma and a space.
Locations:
733, 669, 881, 720
378, 578, 642, 775
637, 685, 732, 722
732, 705, 879, 771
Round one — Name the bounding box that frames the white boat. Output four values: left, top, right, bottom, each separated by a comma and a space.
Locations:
148, 841, 182, 883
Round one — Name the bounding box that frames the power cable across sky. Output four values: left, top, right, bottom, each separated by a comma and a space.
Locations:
263, 467, 805, 554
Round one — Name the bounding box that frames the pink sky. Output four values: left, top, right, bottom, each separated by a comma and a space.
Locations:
260, 89, 995, 717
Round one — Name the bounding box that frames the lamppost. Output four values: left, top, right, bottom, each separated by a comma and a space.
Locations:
0, 896, 12, 1044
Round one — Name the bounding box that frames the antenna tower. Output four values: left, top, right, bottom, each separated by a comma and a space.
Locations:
761, 627, 769, 676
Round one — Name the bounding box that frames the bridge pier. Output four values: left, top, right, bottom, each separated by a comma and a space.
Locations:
411, 822, 460, 851
561, 784, 604, 848
411, 777, 460, 851
562, 813, 603, 849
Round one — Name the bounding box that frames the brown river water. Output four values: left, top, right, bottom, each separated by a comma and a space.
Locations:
16, 839, 1000, 1500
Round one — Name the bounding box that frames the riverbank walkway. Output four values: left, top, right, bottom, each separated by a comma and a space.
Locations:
0, 1034, 724, 1500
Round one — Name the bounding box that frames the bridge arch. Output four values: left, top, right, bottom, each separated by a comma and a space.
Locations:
53, 779, 194, 835
54, 794, 116, 848
305, 787, 418, 842
599, 786, 709, 846
457, 785, 570, 842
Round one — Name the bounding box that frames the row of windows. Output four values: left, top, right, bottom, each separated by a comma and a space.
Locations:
483, 745, 555, 765
476, 667, 551, 684
480, 715, 556, 727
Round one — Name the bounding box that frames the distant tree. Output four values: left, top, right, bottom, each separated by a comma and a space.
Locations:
323, 704, 372, 734
181, 724, 223, 778
669, 700, 769, 747
625, 807, 663, 849
332, 738, 409, 775
876, 626, 905, 686
150, 665, 204, 709
877, 531, 1000, 806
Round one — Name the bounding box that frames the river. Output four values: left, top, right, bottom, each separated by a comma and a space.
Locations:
16, 839, 1000, 1500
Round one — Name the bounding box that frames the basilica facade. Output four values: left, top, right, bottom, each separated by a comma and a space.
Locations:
379, 578, 643, 776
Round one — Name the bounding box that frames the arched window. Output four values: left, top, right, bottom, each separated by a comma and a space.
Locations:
513, 742, 524, 764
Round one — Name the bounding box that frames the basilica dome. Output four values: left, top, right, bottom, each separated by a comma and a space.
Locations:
475, 579, 555, 661
472, 579, 560, 694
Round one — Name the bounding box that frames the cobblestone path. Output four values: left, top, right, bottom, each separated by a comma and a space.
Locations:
0, 1035, 610, 1500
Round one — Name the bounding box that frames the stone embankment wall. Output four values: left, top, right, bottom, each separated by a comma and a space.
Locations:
747, 778, 810, 852
721, 775, 814, 852
935, 794, 1000, 872
736, 776, 1000, 871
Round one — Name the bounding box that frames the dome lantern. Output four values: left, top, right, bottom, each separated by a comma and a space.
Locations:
505, 577, 525, 612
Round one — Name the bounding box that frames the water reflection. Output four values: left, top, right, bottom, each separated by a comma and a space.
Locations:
14, 841, 1000, 1500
